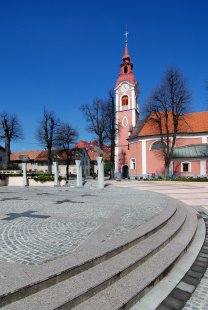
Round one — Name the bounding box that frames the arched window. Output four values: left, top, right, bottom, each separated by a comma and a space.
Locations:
130, 158, 136, 170
151, 141, 165, 150
124, 66, 128, 74
122, 95, 128, 106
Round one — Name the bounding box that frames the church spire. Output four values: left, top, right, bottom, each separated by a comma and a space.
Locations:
115, 29, 137, 87
123, 45, 130, 61
124, 26, 129, 46
123, 26, 130, 61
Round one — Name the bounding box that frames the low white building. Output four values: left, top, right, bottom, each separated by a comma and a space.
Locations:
10, 148, 91, 177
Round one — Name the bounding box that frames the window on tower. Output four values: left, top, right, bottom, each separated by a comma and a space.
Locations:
130, 158, 136, 170
122, 95, 128, 106
124, 66, 128, 73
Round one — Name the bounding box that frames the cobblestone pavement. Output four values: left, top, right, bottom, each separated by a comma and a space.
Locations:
0, 217, 98, 265
112, 180, 208, 310
1, 181, 207, 309
0, 185, 167, 265
183, 268, 208, 310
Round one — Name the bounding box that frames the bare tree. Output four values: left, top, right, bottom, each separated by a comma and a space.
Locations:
81, 99, 108, 149
0, 112, 23, 169
143, 67, 191, 178
54, 122, 79, 179
36, 108, 59, 173
81, 93, 118, 179
104, 91, 116, 179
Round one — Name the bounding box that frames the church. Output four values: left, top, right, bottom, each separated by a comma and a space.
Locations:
114, 38, 208, 179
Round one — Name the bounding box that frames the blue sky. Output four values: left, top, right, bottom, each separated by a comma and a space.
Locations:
0, 0, 208, 151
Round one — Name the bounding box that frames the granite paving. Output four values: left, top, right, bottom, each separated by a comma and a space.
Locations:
112, 180, 208, 310
1, 180, 207, 309
0, 185, 167, 266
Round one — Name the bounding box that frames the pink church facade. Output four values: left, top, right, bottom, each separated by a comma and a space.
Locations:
115, 43, 208, 179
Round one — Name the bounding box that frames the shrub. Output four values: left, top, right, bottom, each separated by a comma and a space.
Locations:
143, 176, 208, 182
68, 174, 76, 179
0, 174, 22, 178
173, 176, 208, 182
33, 174, 54, 182
104, 160, 111, 175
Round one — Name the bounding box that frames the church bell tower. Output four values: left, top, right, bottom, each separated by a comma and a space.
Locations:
114, 31, 139, 175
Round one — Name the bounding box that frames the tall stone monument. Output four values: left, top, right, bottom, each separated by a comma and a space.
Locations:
19, 155, 29, 187
53, 161, 60, 187
51, 154, 60, 187
97, 157, 104, 189
75, 160, 83, 187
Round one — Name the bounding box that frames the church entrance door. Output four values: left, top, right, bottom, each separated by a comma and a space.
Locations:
122, 165, 129, 179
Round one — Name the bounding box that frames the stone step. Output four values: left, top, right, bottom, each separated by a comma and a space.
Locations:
74, 208, 198, 310
0, 204, 176, 308
2, 205, 193, 310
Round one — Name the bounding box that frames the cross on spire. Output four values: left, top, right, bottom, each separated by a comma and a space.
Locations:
124, 25, 129, 46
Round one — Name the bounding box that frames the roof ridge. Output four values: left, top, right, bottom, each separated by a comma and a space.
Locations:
183, 110, 208, 116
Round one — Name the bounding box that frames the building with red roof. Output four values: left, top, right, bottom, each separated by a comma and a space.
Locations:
115, 40, 208, 178
10, 148, 91, 176
9, 141, 110, 176
76, 140, 110, 165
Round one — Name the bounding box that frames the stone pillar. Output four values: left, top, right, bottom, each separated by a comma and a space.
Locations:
97, 157, 104, 189
169, 160, 173, 176
75, 160, 82, 187
53, 161, 60, 187
22, 162, 28, 187
200, 159, 206, 175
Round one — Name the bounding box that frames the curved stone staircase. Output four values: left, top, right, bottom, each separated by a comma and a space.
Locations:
0, 200, 203, 310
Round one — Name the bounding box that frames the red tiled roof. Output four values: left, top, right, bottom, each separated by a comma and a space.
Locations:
137, 111, 208, 137
11, 142, 111, 163
76, 140, 89, 149
35, 149, 64, 161
11, 148, 91, 163
87, 149, 110, 161
76, 140, 99, 150
76, 140, 111, 161
60, 148, 87, 161
10, 150, 43, 161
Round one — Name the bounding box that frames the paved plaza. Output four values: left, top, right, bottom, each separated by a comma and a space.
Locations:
0, 180, 208, 309
112, 180, 208, 310
0, 184, 167, 266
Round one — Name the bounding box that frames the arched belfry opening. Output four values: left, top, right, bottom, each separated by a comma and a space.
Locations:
122, 95, 128, 106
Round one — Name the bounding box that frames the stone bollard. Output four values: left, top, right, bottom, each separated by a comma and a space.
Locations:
75, 160, 83, 187
97, 157, 104, 189
53, 161, 60, 187
22, 162, 28, 187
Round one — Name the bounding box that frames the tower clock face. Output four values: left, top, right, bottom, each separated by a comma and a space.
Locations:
121, 84, 129, 92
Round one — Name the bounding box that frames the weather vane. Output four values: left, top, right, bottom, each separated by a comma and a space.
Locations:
124, 25, 129, 46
